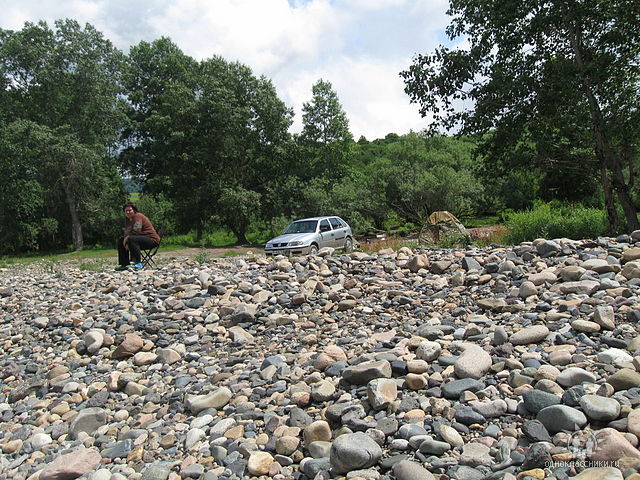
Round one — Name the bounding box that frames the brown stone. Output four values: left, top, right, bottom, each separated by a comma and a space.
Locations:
589, 428, 640, 462
111, 333, 144, 359
39, 447, 101, 480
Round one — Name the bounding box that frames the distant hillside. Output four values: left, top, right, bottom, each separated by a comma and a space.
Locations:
122, 177, 142, 194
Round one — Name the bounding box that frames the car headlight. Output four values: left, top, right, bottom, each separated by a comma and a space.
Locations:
289, 241, 304, 246
265, 243, 273, 248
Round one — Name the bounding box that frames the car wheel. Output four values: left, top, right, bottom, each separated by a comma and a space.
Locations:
308, 244, 319, 256
344, 236, 353, 252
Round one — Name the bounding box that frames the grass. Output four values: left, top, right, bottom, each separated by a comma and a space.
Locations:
361, 235, 419, 253
460, 215, 501, 227
504, 203, 608, 243
223, 251, 244, 257
0, 244, 187, 269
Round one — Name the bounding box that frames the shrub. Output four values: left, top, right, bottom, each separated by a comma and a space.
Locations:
505, 202, 608, 243
135, 193, 177, 236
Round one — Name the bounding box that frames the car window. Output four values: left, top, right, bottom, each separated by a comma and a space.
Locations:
330, 218, 342, 229
284, 220, 317, 234
319, 219, 331, 231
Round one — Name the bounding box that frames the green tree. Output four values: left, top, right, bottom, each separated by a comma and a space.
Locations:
299, 79, 353, 177
402, 0, 640, 232
0, 19, 126, 251
122, 41, 293, 240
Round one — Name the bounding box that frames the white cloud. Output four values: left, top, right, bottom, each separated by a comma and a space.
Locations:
0, 0, 450, 140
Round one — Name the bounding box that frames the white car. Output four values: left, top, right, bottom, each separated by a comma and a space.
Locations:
264, 216, 354, 256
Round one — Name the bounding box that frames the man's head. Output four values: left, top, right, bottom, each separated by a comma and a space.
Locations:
123, 202, 138, 218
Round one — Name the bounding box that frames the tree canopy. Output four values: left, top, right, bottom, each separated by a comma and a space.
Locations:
0, 19, 126, 252
402, 0, 640, 232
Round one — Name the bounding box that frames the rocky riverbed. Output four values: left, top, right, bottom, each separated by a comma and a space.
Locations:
3, 235, 640, 480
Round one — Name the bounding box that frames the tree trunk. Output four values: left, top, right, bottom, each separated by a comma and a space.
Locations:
600, 165, 618, 233
613, 171, 640, 232
62, 181, 84, 251
232, 226, 248, 245
568, 25, 639, 233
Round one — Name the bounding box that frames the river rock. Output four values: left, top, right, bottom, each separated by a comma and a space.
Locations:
509, 325, 549, 345
111, 333, 144, 358
330, 432, 383, 474
537, 405, 588, 432
185, 387, 233, 414
39, 447, 102, 480
342, 360, 392, 385
579, 395, 621, 421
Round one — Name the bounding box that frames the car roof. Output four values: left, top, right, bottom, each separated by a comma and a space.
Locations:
292, 216, 341, 222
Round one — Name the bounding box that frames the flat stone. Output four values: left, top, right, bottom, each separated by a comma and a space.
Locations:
555, 367, 596, 387
441, 378, 484, 399
419, 438, 451, 455
342, 360, 392, 385
247, 451, 274, 476
608, 368, 640, 391
522, 390, 561, 414
39, 447, 102, 480
509, 325, 549, 345
628, 409, 640, 437
69, 408, 107, 439
185, 387, 233, 414
156, 348, 181, 364
459, 442, 491, 467
536, 405, 587, 433
593, 305, 616, 330
623, 261, 640, 279
557, 280, 600, 295
140, 464, 172, 480
571, 320, 601, 333
579, 394, 621, 421
112, 333, 144, 359
84, 330, 104, 354
415, 341, 441, 361
522, 419, 552, 443
392, 460, 435, 480
597, 348, 633, 365
571, 468, 623, 480
406, 254, 429, 273
304, 420, 332, 444
439, 424, 464, 447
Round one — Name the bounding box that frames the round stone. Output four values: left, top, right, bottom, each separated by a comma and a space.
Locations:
536, 405, 588, 433
579, 394, 621, 421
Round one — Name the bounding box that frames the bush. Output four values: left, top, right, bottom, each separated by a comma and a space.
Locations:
135, 193, 177, 236
505, 202, 608, 243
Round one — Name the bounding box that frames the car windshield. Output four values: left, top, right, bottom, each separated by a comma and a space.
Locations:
284, 220, 317, 234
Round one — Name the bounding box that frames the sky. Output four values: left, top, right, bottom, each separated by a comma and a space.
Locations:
0, 0, 453, 140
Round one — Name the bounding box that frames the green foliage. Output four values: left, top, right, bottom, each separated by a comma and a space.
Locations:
0, 20, 126, 252
216, 187, 261, 244
134, 193, 177, 236
77, 259, 109, 272
436, 232, 471, 249
122, 40, 293, 240
299, 79, 353, 178
401, 0, 640, 231
505, 202, 608, 244
194, 248, 209, 264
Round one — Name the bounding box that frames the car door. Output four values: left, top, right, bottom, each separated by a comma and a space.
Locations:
329, 217, 346, 248
318, 218, 334, 249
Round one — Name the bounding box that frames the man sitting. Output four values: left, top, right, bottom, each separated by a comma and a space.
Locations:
115, 202, 160, 271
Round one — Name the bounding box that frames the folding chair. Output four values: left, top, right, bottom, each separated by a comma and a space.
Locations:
140, 229, 162, 268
